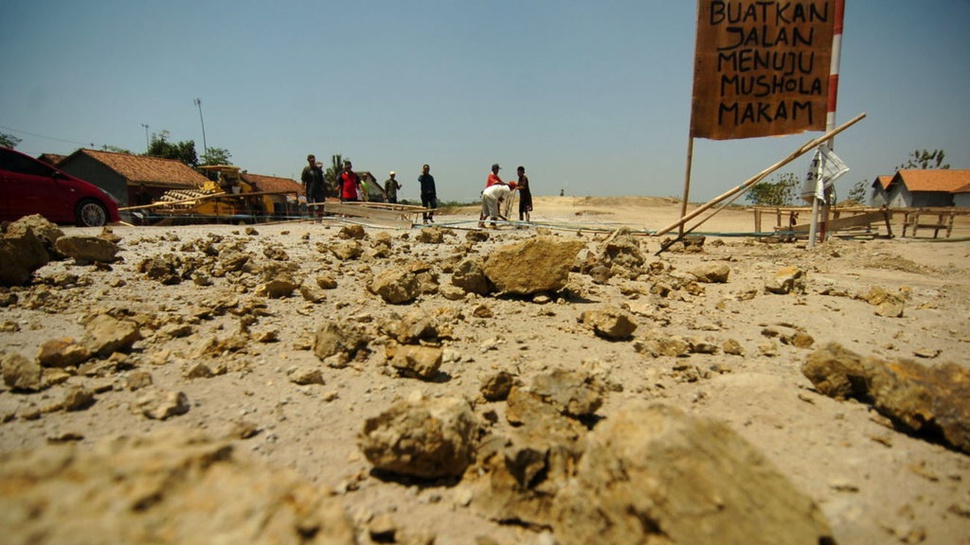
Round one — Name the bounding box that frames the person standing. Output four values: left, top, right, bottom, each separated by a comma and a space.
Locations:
384, 171, 401, 204
516, 165, 532, 222
338, 160, 362, 202
486, 163, 504, 187
418, 163, 437, 224
301, 153, 326, 217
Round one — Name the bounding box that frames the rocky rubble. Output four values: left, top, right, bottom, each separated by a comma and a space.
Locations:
0, 217, 968, 545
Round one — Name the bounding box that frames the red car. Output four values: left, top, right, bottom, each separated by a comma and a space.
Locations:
0, 146, 120, 227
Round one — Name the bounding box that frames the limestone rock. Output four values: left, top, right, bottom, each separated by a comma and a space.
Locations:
371, 268, 420, 304
136, 390, 190, 420
600, 232, 645, 270
255, 276, 299, 298
528, 368, 605, 418
384, 309, 446, 344
54, 235, 120, 264
137, 254, 186, 285
803, 343, 970, 454
338, 224, 367, 240
359, 395, 478, 479
0, 221, 50, 286
0, 429, 355, 545
452, 258, 494, 295
2, 352, 43, 392
62, 385, 96, 411
553, 403, 834, 545
38, 337, 92, 368
691, 263, 731, 283
386, 343, 443, 380
83, 314, 142, 357
330, 240, 362, 260
288, 366, 325, 385
765, 266, 807, 294
312, 320, 370, 362
482, 236, 586, 295
481, 371, 515, 402
416, 226, 446, 244
579, 307, 637, 340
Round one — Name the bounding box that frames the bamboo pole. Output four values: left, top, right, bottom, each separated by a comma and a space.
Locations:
654, 112, 866, 237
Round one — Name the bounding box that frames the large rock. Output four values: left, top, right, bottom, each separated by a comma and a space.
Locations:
386, 343, 443, 380
83, 314, 142, 357
370, 268, 420, 304
469, 370, 601, 526
553, 403, 834, 545
312, 320, 370, 363
804, 342, 970, 454
359, 394, 478, 479
579, 307, 638, 340
0, 429, 355, 545
482, 236, 585, 295
691, 263, 731, 283
2, 352, 43, 392
0, 222, 50, 286
55, 235, 120, 264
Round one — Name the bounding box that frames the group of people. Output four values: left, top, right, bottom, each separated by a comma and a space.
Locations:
479, 163, 532, 228
300, 154, 532, 227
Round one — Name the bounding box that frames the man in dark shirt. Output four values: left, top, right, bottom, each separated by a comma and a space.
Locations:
384, 171, 401, 204
418, 163, 437, 224
301, 154, 326, 217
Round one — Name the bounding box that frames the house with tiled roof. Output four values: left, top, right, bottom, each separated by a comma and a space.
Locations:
883, 169, 970, 208
868, 175, 893, 207
37, 153, 66, 166
955, 183, 970, 208
241, 172, 303, 215
57, 149, 209, 208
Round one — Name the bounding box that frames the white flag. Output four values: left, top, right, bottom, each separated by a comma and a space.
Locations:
801, 147, 850, 202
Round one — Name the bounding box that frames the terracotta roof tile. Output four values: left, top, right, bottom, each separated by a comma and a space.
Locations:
893, 170, 970, 193
75, 149, 209, 188
242, 173, 302, 194
874, 175, 893, 190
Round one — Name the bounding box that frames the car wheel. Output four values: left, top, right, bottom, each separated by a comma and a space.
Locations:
76, 199, 108, 227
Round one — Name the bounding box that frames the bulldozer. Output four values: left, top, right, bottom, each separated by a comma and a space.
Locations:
146, 165, 271, 221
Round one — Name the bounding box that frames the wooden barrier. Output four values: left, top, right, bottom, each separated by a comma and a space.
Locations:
753, 206, 969, 239
901, 209, 958, 238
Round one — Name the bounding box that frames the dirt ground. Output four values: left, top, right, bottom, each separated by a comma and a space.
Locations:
1, 196, 969, 544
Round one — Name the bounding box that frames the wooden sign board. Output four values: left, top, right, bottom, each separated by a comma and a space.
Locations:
690, 0, 836, 140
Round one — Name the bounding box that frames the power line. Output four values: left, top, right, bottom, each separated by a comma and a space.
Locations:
0, 124, 96, 148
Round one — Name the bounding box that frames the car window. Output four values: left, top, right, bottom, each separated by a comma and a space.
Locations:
0, 149, 55, 177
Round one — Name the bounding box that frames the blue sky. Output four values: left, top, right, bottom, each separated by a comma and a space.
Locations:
1, 1, 967, 203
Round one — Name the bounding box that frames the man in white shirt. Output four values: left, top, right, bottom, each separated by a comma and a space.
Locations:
479, 181, 516, 228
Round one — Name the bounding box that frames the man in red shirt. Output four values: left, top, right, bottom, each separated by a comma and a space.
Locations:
486, 163, 504, 187
339, 160, 362, 202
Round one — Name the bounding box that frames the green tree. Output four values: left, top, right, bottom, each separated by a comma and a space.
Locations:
146, 130, 199, 167
745, 172, 798, 206
0, 131, 22, 149
201, 147, 232, 166
896, 149, 950, 171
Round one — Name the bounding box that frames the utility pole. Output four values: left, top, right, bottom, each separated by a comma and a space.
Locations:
140, 123, 150, 152
193, 98, 208, 163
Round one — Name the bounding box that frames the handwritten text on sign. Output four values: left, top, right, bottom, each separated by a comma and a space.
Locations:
691, 1, 835, 140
